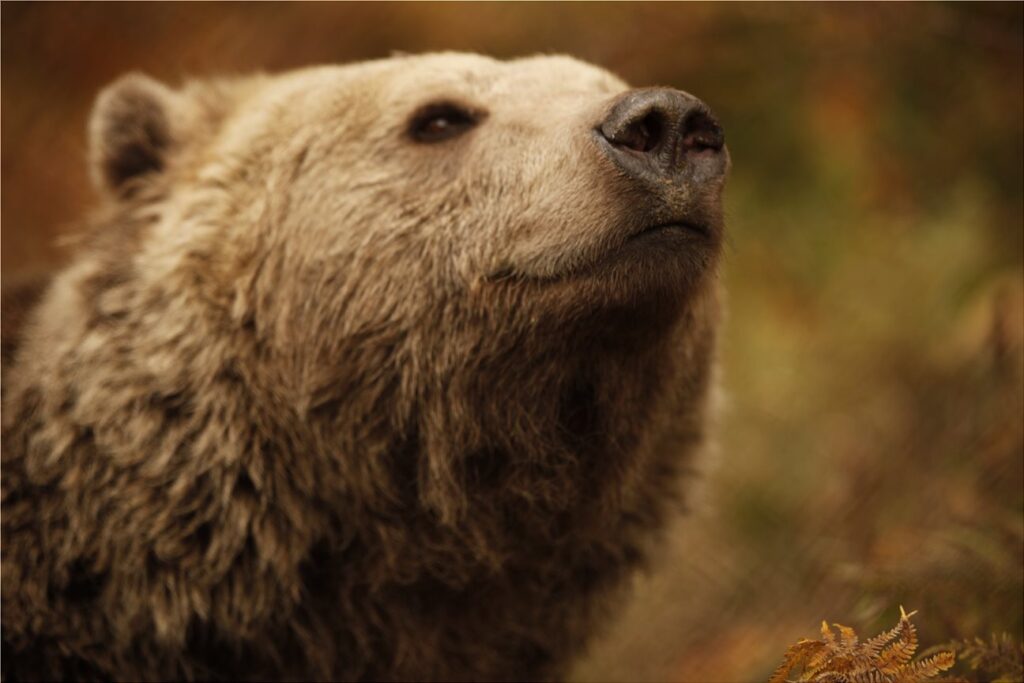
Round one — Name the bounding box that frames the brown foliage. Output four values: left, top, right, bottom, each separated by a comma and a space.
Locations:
942, 633, 1024, 683
770, 607, 959, 683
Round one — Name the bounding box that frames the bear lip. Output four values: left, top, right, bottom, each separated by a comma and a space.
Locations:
628, 220, 709, 241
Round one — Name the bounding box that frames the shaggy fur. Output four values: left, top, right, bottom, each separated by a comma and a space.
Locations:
1, 53, 727, 682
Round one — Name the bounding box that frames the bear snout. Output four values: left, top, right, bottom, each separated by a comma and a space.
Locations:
597, 87, 727, 188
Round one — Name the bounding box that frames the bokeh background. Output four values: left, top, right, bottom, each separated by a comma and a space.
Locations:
3, 3, 1022, 681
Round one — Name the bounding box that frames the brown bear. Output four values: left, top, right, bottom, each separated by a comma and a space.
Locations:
1, 53, 728, 682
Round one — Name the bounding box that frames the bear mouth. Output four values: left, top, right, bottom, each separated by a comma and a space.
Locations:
483, 218, 716, 285
628, 220, 710, 242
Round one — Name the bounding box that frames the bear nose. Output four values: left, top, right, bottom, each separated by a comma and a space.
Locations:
598, 88, 726, 184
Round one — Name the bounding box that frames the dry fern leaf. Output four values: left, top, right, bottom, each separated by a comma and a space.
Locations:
768, 640, 830, 683
948, 633, 1024, 682
769, 607, 958, 683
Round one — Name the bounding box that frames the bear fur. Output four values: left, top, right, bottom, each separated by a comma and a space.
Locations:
1, 53, 727, 681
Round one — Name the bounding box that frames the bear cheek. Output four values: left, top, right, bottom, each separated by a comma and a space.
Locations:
502, 171, 627, 278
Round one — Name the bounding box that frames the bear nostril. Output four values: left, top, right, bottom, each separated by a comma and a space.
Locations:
680, 109, 725, 153
598, 88, 726, 183
614, 112, 663, 153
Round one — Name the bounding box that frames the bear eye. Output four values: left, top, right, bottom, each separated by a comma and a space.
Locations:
408, 103, 481, 143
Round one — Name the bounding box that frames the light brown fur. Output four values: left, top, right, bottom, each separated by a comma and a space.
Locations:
2, 53, 726, 681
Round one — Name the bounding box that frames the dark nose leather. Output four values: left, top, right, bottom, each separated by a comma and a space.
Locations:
598, 88, 726, 185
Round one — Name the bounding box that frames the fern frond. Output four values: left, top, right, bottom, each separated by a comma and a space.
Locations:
822, 620, 837, 646
804, 645, 835, 676
768, 639, 829, 683
892, 652, 955, 682
877, 620, 918, 672
862, 612, 909, 656
949, 632, 1024, 681
768, 608, 956, 683
836, 624, 859, 650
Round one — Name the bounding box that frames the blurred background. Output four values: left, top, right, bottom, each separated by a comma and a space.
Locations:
3, 3, 1022, 681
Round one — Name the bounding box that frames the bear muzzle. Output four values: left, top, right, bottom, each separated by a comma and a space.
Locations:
593, 87, 728, 246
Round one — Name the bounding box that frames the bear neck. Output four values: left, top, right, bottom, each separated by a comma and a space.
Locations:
301, 279, 719, 578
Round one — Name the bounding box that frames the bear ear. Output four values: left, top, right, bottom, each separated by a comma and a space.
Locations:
88, 73, 179, 194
